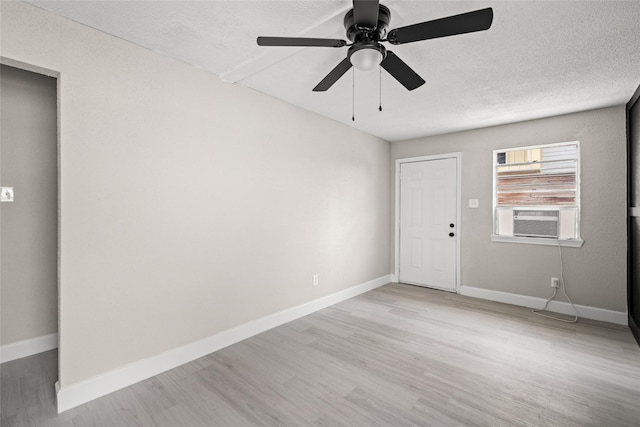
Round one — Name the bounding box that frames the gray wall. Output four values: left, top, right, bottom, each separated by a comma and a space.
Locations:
1, 2, 390, 386
1, 65, 58, 345
392, 106, 628, 312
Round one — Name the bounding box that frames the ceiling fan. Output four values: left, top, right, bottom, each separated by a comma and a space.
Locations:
257, 0, 493, 92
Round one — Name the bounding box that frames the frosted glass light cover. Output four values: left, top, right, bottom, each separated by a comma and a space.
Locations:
350, 48, 382, 71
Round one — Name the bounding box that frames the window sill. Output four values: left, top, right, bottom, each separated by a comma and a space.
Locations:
490, 235, 584, 247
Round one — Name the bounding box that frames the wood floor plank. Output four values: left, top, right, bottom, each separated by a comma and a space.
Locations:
1, 283, 639, 426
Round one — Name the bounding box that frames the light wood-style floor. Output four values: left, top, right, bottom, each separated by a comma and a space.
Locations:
2, 283, 640, 426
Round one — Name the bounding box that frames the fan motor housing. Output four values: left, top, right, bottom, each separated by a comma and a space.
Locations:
344, 4, 391, 43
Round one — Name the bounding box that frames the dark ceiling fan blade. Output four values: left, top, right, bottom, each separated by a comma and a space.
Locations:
257, 36, 347, 48
380, 51, 425, 91
387, 7, 493, 45
313, 58, 353, 92
353, 0, 380, 29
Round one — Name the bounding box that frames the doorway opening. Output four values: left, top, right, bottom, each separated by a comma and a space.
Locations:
0, 61, 60, 376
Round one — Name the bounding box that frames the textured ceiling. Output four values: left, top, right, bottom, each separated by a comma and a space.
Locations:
26, 1, 640, 142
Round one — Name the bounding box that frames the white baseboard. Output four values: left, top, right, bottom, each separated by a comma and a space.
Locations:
459, 285, 627, 325
56, 275, 391, 413
1, 333, 58, 364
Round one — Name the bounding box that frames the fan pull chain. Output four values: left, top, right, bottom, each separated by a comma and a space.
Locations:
352, 68, 355, 121
379, 66, 383, 112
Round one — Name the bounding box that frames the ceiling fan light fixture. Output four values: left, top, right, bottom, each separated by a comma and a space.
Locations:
258, 1, 494, 92
350, 48, 382, 70
348, 43, 386, 71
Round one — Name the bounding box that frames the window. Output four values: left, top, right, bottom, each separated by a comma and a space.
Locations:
492, 141, 582, 246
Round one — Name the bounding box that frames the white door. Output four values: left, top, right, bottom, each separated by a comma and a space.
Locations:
399, 157, 458, 291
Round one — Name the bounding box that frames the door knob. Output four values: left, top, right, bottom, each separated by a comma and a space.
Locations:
450, 223, 455, 228
449, 232, 455, 237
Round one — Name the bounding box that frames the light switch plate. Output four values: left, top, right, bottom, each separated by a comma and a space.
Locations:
468, 198, 479, 208
1, 187, 14, 202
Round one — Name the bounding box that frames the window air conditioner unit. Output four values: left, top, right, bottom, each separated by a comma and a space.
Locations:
513, 209, 559, 238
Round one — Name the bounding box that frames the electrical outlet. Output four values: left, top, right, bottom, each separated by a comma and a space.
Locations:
313, 274, 319, 286
551, 277, 560, 288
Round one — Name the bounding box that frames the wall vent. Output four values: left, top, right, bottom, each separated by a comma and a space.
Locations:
513, 210, 559, 238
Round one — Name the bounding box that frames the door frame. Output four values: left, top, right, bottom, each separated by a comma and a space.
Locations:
394, 153, 462, 292
627, 82, 640, 347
